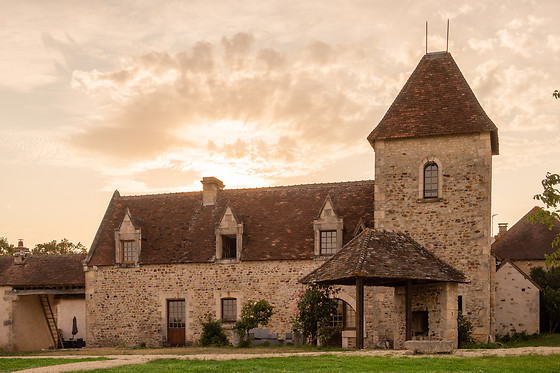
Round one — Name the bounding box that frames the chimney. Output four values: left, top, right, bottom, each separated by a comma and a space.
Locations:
201, 177, 225, 206
14, 239, 30, 265
498, 223, 508, 237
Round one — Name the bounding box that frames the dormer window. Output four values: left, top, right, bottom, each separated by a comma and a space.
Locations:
221, 235, 237, 259
216, 204, 243, 261
121, 240, 135, 263
320, 230, 337, 255
115, 208, 141, 265
314, 196, 343, 256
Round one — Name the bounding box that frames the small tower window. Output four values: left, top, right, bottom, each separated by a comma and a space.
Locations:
423, 162, 438, 198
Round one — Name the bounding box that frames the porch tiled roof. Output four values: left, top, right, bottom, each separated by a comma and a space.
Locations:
0, 254, 85, 287
86, 180, 375, 265
300, 228, 467, 286
367, 52, 499, 155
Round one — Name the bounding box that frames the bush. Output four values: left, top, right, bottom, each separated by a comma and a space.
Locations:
233, 299, 275, 347
199, 315, 229, 346
291, 284, 338, 346
458, 311, 474, 347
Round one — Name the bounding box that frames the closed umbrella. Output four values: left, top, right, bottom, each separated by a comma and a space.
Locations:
72, 316, 78, 338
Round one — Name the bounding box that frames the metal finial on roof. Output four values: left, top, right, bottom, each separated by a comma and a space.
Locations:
446, 19, 450, 52
425, 21, 428, 55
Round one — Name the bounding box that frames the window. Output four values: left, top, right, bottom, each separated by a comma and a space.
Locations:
221, 298, 237, 322
222, 235, 237, 259
121, 240, 135, 263
458, 295, 463, 313
330, 299, 356, 329
423, 162, 438, 198
320, 231, 337, 255
168, 300, 185, 328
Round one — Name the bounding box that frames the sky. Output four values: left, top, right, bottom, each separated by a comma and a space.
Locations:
1, 0, 559, 248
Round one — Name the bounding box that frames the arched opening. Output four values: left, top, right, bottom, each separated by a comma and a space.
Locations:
423, 162, 439, 198
325, 299, 356, 347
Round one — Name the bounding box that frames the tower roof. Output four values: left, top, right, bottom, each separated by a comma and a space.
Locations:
368, 52, 499, 154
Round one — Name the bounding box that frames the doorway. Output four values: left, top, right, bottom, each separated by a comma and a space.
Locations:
167, 300, 185, 346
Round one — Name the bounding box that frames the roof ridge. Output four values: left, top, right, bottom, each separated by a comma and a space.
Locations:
119, 179, 375, 199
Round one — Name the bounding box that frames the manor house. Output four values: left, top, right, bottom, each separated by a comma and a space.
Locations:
83, 51, 498, 348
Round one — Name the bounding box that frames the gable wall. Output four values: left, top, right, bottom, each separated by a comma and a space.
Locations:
374, 133, 494, 341
85, 261, 395, 348
495, 262, 539, 336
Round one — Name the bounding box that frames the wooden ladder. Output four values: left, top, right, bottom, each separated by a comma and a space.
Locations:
39, 294, 63, 349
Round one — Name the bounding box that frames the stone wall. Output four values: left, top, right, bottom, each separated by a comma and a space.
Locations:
374, 133, 494, 341
495, 261, 539, 336
86, 259, 398, 348
393, 283, 458, 349
0, 287, 13, 351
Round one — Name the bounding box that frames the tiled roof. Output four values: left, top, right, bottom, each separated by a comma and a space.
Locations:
367, 52, 499, 155
0, 254, 85, 287
301, 228, 466, 286
492, 206, 560, 261
86, 180, 375, 266
300, 228, 467, 286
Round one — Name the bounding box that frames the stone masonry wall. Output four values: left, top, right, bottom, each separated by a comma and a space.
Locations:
85, 260, 396, 348
374, 133, 494, 341
0, 287, 13, 351
495, 262, 539, 336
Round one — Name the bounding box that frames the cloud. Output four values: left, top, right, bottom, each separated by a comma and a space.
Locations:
70, 32, 389, 185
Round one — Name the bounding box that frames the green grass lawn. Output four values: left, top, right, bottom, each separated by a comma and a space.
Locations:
0, 357, 105, 372
82, 355, 560, 373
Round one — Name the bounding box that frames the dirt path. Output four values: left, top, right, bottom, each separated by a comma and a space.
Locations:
6, 347, 560, 372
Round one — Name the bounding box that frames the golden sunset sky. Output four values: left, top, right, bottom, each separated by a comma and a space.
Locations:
1, 0, 559, 248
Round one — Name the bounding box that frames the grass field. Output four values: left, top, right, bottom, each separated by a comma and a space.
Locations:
84, 355, 560, 373
0, 358, 105, 372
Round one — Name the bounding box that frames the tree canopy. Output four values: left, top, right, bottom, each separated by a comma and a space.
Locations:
0, 238, 86, 255
529, 172, 560, 267
32, 239, 87, 255
0, 237, 16, 256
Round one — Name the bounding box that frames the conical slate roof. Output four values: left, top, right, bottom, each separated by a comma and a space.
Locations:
368, 52, 499, 155
301, 228, 467, 286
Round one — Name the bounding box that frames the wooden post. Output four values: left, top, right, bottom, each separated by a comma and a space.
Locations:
356, 277, 364, 349
405, 281, 412, 341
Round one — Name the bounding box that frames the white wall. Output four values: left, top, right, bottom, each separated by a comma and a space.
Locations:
57, 298, 86, 341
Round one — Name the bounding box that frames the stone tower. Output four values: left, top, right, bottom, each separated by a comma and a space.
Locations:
368, 52, 499, 341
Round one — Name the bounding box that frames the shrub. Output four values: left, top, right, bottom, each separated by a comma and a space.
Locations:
199, 315, 229, 346
233, 299, 275, 347
458, 311, 474, 347
291, 283, 338, 346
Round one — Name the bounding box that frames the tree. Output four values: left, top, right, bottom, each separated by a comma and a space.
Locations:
291, 283, 338, 346
233, 299, 274, 347
0, 237, 16, 256
530, 266, 560, 333
529, 172, 560, 267
32, 238, 87, 255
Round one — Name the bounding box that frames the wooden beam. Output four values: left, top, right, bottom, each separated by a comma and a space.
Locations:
405, 281, 412, 341
8, 288, 85, 296
356, 277, 364, 349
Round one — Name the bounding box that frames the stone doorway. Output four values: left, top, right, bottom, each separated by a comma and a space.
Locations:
167, 299, 185, 346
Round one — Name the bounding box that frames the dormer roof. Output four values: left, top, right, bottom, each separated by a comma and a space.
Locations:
367, 52, 499, 155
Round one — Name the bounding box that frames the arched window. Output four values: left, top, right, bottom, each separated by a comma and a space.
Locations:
423, 162, 438, 199
330, 299, 356, 330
